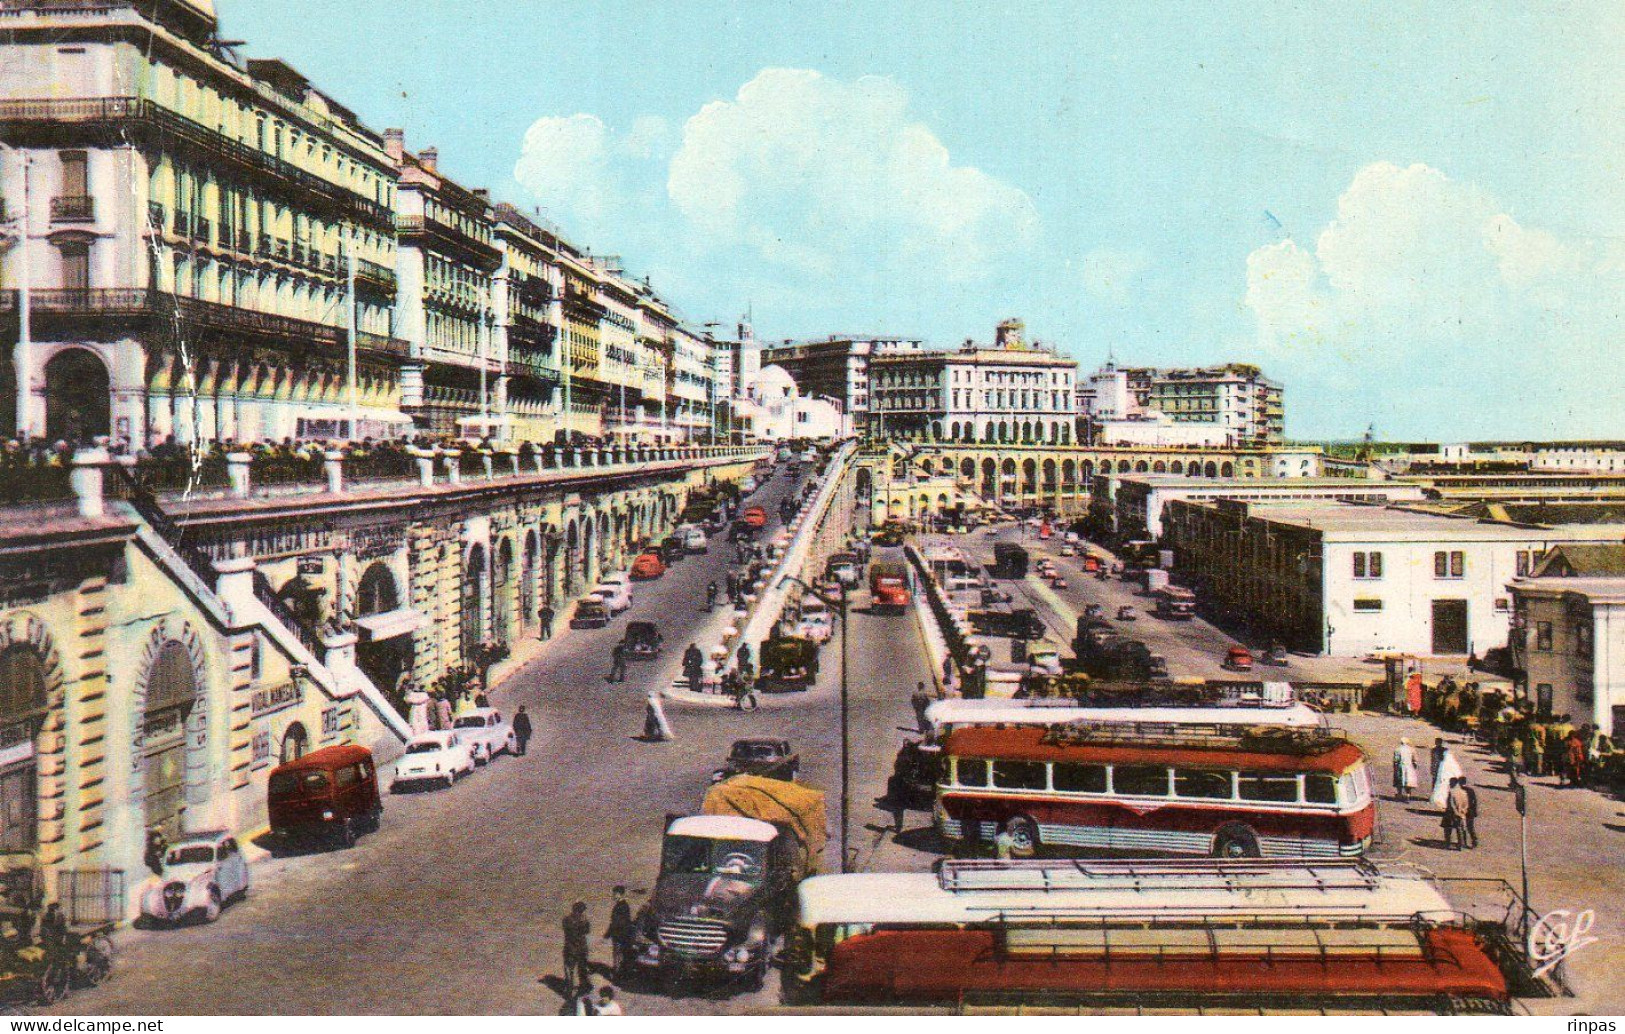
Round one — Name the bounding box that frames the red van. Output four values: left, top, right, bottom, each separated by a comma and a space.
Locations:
268, 744, 382, 848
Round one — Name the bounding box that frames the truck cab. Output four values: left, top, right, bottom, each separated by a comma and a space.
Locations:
632, 816, 793, 989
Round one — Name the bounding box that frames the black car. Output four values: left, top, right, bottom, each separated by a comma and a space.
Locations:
621, 621, 663, 659
660, 536, 686, 563
711, 738, 799, 783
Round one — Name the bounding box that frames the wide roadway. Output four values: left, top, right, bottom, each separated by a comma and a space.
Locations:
63, 463, 932, 1016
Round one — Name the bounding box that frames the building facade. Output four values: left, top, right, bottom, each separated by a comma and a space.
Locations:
760, 335, 922, 431
1510, 545, 1625, 737
1080, 362, 1284, 446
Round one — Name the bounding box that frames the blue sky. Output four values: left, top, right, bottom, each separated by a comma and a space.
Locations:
219, 1, 1625, 440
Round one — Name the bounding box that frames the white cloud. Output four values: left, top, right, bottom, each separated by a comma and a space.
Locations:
512, 114, 618, 228
666, 68, 1038, 283
1078, 246, 1150, 304
1244, 161, 1625, 436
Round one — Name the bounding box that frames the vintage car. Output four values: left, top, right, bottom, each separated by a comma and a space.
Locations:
759, 635, 821, 690
1026, 643, 1064, 676
1223, 645, 1255, 672
392, 731, 475, 791
621, 620, 664, 659
742, 506, 768, 528
267, 745, 382, 848
451, 707, 517, 764
659, 535, 687, 563
630, 551, 667, 581
679, 524, 709, 554
593, 578, 633, 614
825, 552, 862, 589
710, 739, 800, 783
1058, 543, 1077, 557
795, 599, 835, 643
139, 831, 250, 925
571, 594, 611, 629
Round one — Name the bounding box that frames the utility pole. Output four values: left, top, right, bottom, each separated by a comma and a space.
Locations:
345, 229, 359, 438
2, 144, 34, 437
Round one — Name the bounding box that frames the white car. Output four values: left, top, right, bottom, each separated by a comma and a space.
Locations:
679, 525, 709, 554
740, 476, 759, 495
1058, 544, 1077, 557
393, 731, 475, 790
829, 562, 860, 589
796, 600, 835, 643
1026, 644, 1064, 676
594, 576, 633, 614
139, 831, 250, 925
452, 707, 517, 764
1064, 531, 1080, 544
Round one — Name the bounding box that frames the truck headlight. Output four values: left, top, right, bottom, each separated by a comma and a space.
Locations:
322, 810, 335, 821
724, 944, 755, 963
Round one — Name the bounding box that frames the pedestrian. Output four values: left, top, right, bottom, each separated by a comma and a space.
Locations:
1430, 747, 1463, 808
911, 681, 934, 734
1392, 738, 1418, 802
434, 692, 454, 733
706, 581, 718, 611
1405, 670, 1423, 714
643, 691, 673, 742
1565, 729, 1588, 786
592, 986, 623, 1016
144, 828, 167, 877
604, 886, 635, 975
1428, 737, 1447, 788
1442, 777, 1470, 850
608, 642, 628, 683
1463, 778, 1480, 848
512, 705, 533, 757
884, 772, 909, 834
733, 672, 759, 711
538, 604, 555, 640
562, 902, 592, 998
682, 643, 704, 689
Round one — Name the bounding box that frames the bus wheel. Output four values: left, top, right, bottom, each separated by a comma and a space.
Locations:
1006, 817, 1039, 858
1212, 824, 1260, 858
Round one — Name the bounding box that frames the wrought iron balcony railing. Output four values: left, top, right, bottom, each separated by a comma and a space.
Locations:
49, 195, 94, 221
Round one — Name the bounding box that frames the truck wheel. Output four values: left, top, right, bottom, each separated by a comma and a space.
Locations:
1212, 824, 1261, 858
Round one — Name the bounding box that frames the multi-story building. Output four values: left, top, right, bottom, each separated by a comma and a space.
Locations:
0, 0, 410, 446
760, 335, 922, 431
667, 319, 714, 441
1164, 499, 1624, 657
385, 132, 503, 438
1509, 544, 1625, 737
1079, 362, 1284, 446
869, 318, 1077, 446
491, 203, 563, 442
1110, 474, 1427, 540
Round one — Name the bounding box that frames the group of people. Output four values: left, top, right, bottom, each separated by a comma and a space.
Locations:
559, 891, 633, 1015
1392, 736, 1480, 850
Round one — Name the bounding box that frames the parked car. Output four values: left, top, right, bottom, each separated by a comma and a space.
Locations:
743, 505, 768, 528
267, 744, 382, 848
1026, 643, 1064, 676
710, 738, 800, 783
796, 599, 835, 643
1223, 645, 1255, 672
571, 594, 610, 628
680, 525, 709, 554
139, 831, 250, 925
452, 707, 517, 764
621, 620, 664, 659
659, 535, 687, 563
392, 731, 475, 791
630, 551, 667, 581
759, 635, 821, 690
1058, 544, 1077, 556
1116, 605, 1137, 621
593, 579, 633, 614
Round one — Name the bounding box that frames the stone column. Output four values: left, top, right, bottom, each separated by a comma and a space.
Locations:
213, 555, 258, 620
69, 446, 110, 518
323, 450, 344, 494
226, 451, 253, 499
409, 447, 436, 487
444, 451, 462, 485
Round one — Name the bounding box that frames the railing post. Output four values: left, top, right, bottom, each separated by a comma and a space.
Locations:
323, 450, 344, 494
445, 451, 462, 485
69, 446, 109, 518
226, 451, 252, 499
409, 447, 436, 487
479, 450, 495, 479
214, 554, 257, 618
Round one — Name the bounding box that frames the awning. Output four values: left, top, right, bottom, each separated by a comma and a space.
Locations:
354, 607, 428, 642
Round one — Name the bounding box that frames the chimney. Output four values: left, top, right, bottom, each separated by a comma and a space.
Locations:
472, 188, 489, 201
383, 128, 405, 163
420, 146, 439, 172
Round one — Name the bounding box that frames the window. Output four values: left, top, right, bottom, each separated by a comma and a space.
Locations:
1174, 769, 1233, 799
60, 149, 87, 197
1434, 550, 1465, 579
1353, 598, 1383, 613
1112, 765, 1170, 797
1304, 773, 1338, 804
334, 764, 359, 789
1576, 622, 1593, 656
1535, 683, 1553, 719
954, 758, 989, 788
1535, 621, 1553, 651
1052, 763, 1107, 793
993, 760, 1047, 791
58, 240, 89, 290
1238, 772, 1299, 803
1353, 551, 1382, 579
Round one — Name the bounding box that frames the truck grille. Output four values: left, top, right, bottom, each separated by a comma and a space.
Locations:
657, 917, 729, 958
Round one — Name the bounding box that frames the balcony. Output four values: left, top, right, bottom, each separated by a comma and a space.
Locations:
396, 214, 501, 272
354, 258, 397, 294
506, 347, 560, 386
50, 195, 94, 222
0, 97, 393, 231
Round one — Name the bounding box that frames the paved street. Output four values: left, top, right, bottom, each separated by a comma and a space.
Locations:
58, 464, 934, 1016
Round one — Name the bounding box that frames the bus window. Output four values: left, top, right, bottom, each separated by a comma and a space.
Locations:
1239, 772, 1299, 803
1052, 762, 1107, 794
1305, 773, 1338, 804
956, 758, 990, 788
1112, 765, 1171, 797
1174, 769, 1234, 800
1343, 762, 1370, 804
993, 760, 1047, 791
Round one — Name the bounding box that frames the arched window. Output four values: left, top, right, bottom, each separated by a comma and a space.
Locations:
143, 641, 198, 837
0, 644, 48, 852
44, 348, 110, 442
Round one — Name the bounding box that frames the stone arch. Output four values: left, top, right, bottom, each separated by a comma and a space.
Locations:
0, 614, 61, 856
855, 467, 873, 503
981, 457, 997, 497
1220, 461, 1235, 477
564, 519, 581, 598
44, 346, 110, 442
1171, 460, 1184, 474
1061, 458, 1077, 492
1188, 462, 1202, 478
1099, 460, 1113, 475
493, 536, 515, 647
1134, 460, 1150, 473
279, 721, 309, 765
354, 561, 413, 714
1080, 459, 1094, 490
1021, 458, 1038, 494
135, 622, 209, 838
461, 542, 488, 662
1204, 461, 1219, 477
960, 458, 975, 481
1153, 460, 1167, 473
522, 528, 538, 635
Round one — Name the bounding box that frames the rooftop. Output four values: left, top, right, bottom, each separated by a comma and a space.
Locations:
1205, 500, 1625, 543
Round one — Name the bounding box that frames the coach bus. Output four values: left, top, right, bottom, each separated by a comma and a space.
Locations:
934, 720, 1373, 859
784, 858, 1511, 1013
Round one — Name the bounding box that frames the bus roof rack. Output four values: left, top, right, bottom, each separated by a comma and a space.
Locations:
1039, 719, 1342, 753
935, 857, 1384, 895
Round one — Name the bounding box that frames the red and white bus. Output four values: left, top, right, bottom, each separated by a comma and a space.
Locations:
786, 858, 1510, 1012
1153, 585, 1197, 620
935, 721, 1374, 859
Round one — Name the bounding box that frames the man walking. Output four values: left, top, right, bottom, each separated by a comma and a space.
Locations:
1443, 777, 1471, 850
512, 705, 533, 757
683, 643, 704, 690
1428, 737, 1447, 788
538, 603, 554, 641
911, 682, 934, 734
604, 886, 635, 975
1392, 738, 1418, 802
562, 902, 592, 999
608, 642, 628, 683
1462, 778, 1479, 848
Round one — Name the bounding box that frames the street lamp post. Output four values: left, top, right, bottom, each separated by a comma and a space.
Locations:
781, 573, 851, 873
